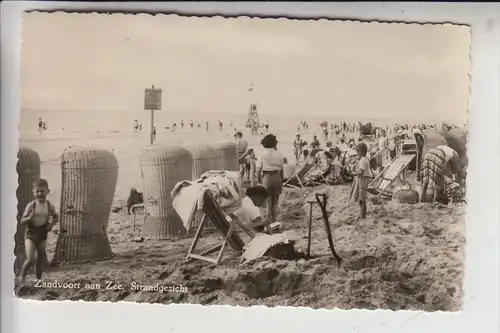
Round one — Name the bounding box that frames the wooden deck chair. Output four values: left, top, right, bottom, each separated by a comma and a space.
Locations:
284, 149, 322, 189
368, 154, 415, 198
186, 190, 250, 266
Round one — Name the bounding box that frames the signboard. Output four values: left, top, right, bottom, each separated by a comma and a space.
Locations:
144, 88, 162, 110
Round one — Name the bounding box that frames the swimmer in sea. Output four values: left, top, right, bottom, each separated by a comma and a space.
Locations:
19, 178, 59, 282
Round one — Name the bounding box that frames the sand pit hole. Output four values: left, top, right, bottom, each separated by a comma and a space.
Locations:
229, 268, 313, 299
344, 255, 377, 271
192, 268, 314, 299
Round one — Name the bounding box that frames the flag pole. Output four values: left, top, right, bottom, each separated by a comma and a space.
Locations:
150, 84, 155, 145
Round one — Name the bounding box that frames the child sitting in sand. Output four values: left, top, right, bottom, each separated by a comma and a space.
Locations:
232, 186, 279, 234
19, 178, 59, 282
349, 143, 374, 219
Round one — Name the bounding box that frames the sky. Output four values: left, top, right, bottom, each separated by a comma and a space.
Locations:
20, 13, 470, 123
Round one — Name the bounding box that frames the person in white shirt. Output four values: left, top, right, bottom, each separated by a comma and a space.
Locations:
232, 186, 271, 233
376, 129, 389, 172
349, 142, 374, 219
256, 134, 284, 223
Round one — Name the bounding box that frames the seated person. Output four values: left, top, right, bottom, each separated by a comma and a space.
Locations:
232, 186, 274, 233
310, 135, 321, 149
282, 157, 296, 180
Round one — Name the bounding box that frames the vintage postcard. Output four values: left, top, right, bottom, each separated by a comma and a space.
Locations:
15, 12, 469, 312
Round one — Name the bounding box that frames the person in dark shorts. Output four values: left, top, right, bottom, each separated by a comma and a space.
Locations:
235, 131, 249, 178
256, 134, 284, 222
19, 178, 59, 282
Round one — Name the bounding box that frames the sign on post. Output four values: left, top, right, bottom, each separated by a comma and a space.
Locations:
144, 88, 162, 111
144, 86, 162, 145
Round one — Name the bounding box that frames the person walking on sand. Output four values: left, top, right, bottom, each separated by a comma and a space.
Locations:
293, 134, 304, 164
349, 142, 374, 220
19, 178, 59, 282
235, 131, 249, 178
133, 120, 139, 132
206, 121, 209, 132
256, 134, 284, 223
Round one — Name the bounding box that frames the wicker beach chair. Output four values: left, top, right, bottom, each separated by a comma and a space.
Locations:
140, 144, 193, 239
186, 144, 222, 180
53, 147, 118, 264
212, 141, 239, 171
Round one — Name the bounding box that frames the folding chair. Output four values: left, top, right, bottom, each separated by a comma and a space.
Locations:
368, 154, 416, 198
283, 149, 323, 189
186, 190, 251, 266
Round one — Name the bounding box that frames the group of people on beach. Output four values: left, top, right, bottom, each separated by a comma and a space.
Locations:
18, 117, 466, 284
236, 118, 466, 226
234, 131, 285, 229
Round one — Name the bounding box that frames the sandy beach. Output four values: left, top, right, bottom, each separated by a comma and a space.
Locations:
14, 14, 470, 312
16, 124, 465, 311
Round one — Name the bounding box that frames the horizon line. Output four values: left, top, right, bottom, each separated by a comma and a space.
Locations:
21, 108, 463, 123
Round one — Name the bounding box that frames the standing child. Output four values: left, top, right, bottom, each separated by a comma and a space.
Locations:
388, 137, 397, 160
245, 148, 257, 186
19, 178, 58, 281
349, 143, 373, 219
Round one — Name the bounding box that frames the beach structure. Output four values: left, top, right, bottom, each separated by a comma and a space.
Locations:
186, 144, 221, 180
245, 104, 260, 130
53, 147, 118, 264
140, 144, 193, 238
213, 141, 239, 171
14, 147, 41, 274
440, 128, 468, 167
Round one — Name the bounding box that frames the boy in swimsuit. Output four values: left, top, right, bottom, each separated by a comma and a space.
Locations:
19, 178, 58, 282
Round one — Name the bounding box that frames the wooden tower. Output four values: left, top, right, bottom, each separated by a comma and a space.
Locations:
245, 84, 260, 130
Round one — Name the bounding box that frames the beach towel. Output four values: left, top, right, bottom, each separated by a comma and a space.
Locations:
171, 171, 243, 231
420, 148, 447, 203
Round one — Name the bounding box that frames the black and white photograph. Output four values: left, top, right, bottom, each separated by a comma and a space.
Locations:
14, 12, 470, 312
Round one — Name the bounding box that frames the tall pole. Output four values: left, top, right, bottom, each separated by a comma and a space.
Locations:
150, 84, 155, 145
